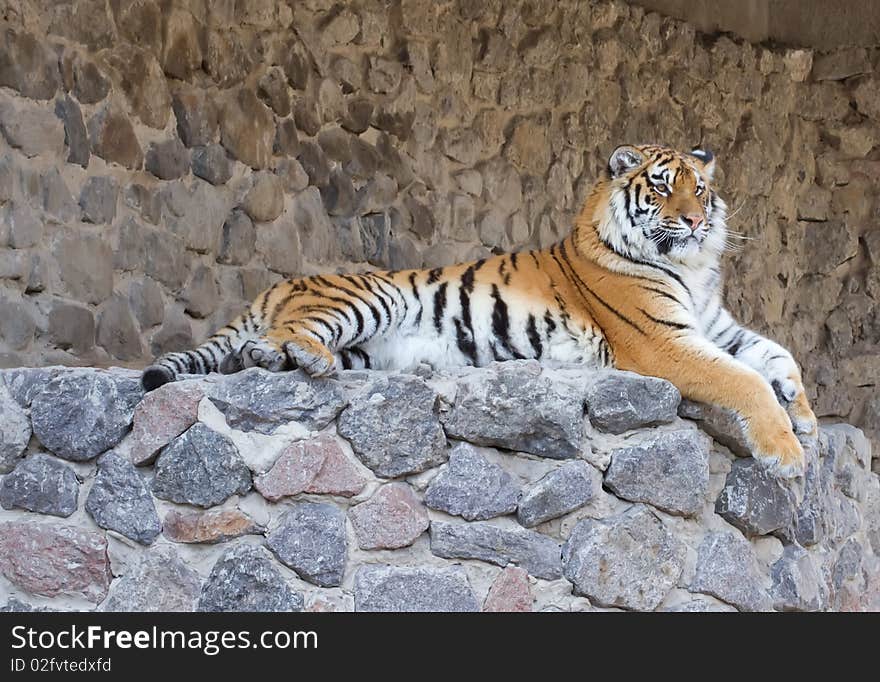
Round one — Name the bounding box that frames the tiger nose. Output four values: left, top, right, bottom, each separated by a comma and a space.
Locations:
682, 214, 704, 232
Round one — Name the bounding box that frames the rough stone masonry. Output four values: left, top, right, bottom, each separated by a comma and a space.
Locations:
1, 361, 878, 612
0, 0, 877, 450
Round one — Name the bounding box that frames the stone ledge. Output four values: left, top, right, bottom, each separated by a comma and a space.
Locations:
1, 361, 878, 612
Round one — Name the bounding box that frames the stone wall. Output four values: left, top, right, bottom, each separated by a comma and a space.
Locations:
629, 0, 880, 50
1, 363, 878, 612
0, 1, 878, 443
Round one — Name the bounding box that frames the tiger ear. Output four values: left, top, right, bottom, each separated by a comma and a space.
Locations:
690, 149, 716, 180
608, 145, 646, 178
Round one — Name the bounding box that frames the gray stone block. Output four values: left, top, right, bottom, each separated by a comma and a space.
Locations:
585, 371, 681, 434
563, 505, 685, 610
338, 374, 446, 478
198, 544, 304, 612
517, 461, 599, 527
86, 451, 161, 544
0, 382, 31, 473
0, 453, 78, 517
79, 176, 118, 224
355, 565, 479, 612
430, 520, 563, 580
690, 531, 769, 612
425, 442, 521, 520
266, 502, 347, 587
770, 545, 825, 611
151, 423, 252, 508
440, 361, 585, 459
605, 430, 711, 516
208, 367, 347, 435
715, 457, 797, 536
30, 372, 142, 462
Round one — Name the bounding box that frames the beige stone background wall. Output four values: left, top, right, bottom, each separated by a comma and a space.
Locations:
0, 0, 877, 444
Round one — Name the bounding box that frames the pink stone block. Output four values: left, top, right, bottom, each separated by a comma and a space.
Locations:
483, 566, 533, 612
0, 521, 111, 603
348, 482, 429, 550
129, 382, 204, 465
307, 438, 369, 497
255, 434, 367, 501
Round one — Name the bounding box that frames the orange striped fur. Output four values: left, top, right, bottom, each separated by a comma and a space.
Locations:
143, 144, 816, 476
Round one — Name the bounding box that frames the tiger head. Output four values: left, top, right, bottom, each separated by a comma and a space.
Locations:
599, 144, 727, 266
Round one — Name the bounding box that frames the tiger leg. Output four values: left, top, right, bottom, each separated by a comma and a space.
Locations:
736, 342, 816, 437
254, 304, 350, 377
226, 281, 342, 376
235, 337, 373, 374
706, 309, 817, 437
620, 336, 805, 476
242, 272, 407, 377
231, 330, 335, 377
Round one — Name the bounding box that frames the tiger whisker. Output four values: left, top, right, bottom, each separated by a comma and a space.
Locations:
724, 225, 755, 237
724, 201, 748, 222
721, 240, 746, 253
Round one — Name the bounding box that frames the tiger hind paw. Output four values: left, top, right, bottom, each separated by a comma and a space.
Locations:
237, 339, 289, 372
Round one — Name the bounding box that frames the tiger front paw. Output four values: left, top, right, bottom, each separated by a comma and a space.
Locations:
278, 334, 338, 377
746, 406, 805, 478
787, 390, 818, 438
770, 370, 818, 438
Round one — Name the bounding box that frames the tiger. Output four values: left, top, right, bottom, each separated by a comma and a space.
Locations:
142, 143, 817, 477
